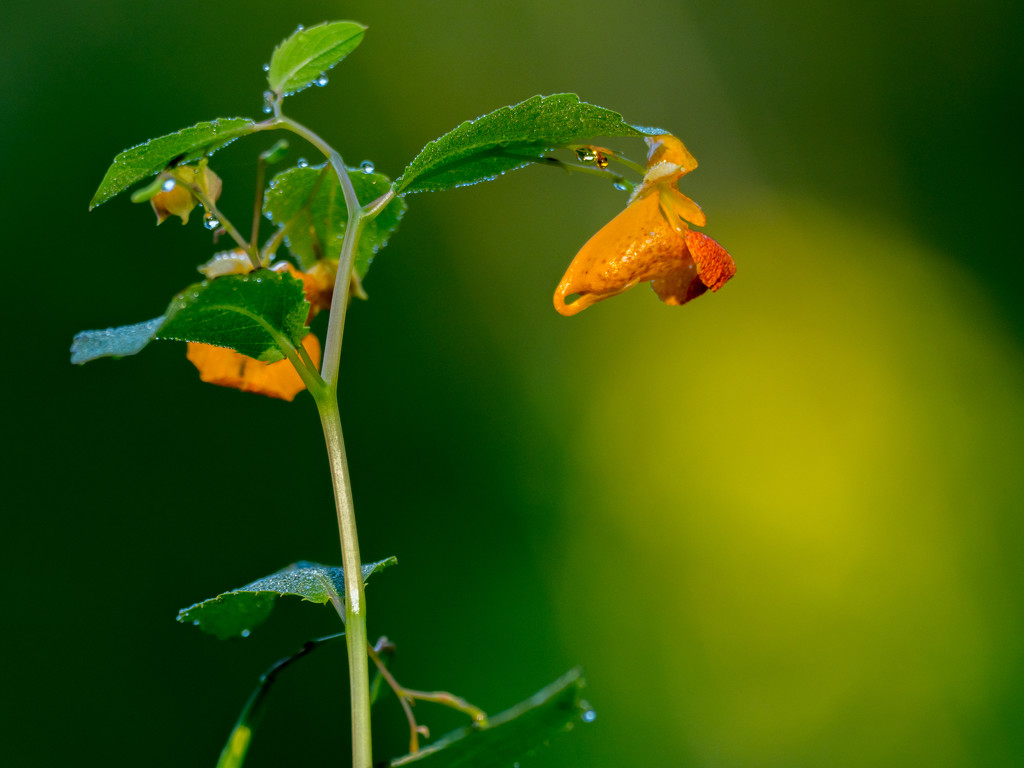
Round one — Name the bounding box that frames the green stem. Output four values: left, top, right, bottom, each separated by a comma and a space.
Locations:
184, 180, 262, 270
517, 154, 635, 193
272, 116, 362, 390
250, 157, 267, 251
313, 390, 372, 768
255, 114, 395, 768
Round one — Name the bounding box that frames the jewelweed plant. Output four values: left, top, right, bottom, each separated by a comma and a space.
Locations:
73, 21, 735, 768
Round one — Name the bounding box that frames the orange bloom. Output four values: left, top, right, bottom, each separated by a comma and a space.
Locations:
186, 260, 334, 400
186, 333, 321, 402
554, 135, 735, 316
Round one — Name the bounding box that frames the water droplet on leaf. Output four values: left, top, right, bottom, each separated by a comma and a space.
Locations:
613, 179, 627, 191
161, 179, 176, 192
360, 161, 375, 174
241, 629, 251, 638
575, 147, 597, 163
581, 709, 597, 723
262, 91, 274, 114
297, 158, 308, 168
315, 74, 328, 87
262, 62, 270, 72
204, 216, 220, 230
295, 24, 305, 31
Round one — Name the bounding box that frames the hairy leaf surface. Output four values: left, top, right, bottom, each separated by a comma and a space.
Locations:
159, 271, 309, 361
71, 271, 309, 364
264, 164, 406, 275
397, 94, 662, 194
268, 21, 366, 96
90, 118, 256, 209
389, 669, 589, 768
179, 558, 397, 640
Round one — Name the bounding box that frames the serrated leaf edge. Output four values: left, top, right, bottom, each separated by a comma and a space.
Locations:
396, 93, 664, 194
90, 118, 256, 209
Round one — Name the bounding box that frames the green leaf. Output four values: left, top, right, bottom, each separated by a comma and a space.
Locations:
90, 118, 256, 209
390, 669, 589, 768
217, 633, 345, 768
396, 93, 663, 195
268, 21, 367, 96
159, 271, 309, 362
263, 164, 406, 276
70, 316, 165, 365
71, 270, 310, 365
179, 558, 397, 641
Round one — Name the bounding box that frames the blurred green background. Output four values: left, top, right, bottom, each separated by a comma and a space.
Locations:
4, 0, 1022, 765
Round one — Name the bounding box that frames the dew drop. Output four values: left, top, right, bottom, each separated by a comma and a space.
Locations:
262, 91, 274, 114
612, 179, 627, 191
581, 709, 597, 723
262, 62, 270, 72
204, 216, 220, 230
360, 160, 375, 174
241, 629, 251, 638
315, 74, 329, 87
295, 24, 305, 32
575, 147, 597, 163
297, 158, 309, 168
192, 620, 200, 626
161, 179, 176, 192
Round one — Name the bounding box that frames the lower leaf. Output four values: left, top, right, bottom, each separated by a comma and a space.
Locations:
389, 668, 590, 768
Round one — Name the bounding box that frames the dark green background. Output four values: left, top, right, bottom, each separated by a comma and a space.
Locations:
4, 1, 1023, 766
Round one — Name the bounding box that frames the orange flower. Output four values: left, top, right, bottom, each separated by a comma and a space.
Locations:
186, 333, 321, 402
554, 135, 735, 316
186, 260, 334, 400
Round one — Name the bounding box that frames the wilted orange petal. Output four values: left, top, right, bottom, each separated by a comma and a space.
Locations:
185, 333, 321, 401
151, 184, 197, 225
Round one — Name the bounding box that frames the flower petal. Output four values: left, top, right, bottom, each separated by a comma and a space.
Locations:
554, 193, 695, 316
659, 186, 707, 231
151, 183, 197, 225
185, 333, 321, 401
684, 229, 736, 292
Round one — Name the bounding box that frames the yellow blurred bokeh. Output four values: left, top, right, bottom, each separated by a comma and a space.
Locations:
548, 196, 1024, 765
